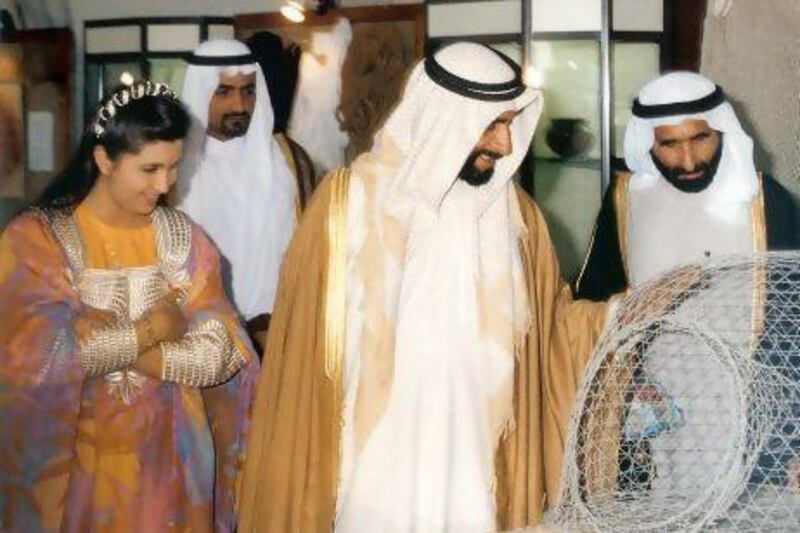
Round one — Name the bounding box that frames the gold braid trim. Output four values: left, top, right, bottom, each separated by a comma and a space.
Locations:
275, 133, 303, 222
324, 168, 350, 507
161, 319, 246, 388
39, 207, 84, 275
613, 172, 631, 280
324, 168, 349, 382
80, 323, 139, 377
152, 207, 192, 291
748, 173, 768, 357
750, 173, 767, 254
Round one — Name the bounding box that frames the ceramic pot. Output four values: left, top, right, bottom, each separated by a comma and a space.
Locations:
546, 118, 593, 159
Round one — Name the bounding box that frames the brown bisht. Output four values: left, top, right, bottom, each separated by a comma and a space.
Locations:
238, 171, 608, 532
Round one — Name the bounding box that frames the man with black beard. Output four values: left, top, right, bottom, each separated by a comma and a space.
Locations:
176, 39, 315, 352
574, 72, 798, 301
457, 111, 516, 186
572, 71, 799, 497
238, 42, 613, 532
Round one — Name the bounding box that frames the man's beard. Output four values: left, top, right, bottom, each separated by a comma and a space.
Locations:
458, 150, 502, 187
650, 135, 724, 193
219, 112, 252, 139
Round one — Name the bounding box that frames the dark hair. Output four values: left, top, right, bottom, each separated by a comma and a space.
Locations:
34, 86, 190, 208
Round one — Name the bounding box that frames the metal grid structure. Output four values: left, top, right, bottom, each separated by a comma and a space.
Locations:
548, 252, 800, 531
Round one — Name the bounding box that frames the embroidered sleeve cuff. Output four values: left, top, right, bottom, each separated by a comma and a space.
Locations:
160, 319, 247, 388
80, 323, 139, 377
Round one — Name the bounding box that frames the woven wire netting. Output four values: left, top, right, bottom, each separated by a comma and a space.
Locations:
547, 251, 800, 532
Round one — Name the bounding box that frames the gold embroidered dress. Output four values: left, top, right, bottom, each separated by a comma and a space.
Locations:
0, 204, 258, 532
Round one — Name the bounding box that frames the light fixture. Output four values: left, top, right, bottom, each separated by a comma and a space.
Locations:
522, 65, 544, 89
119, 71, 135, 86
280, 0, 306, 23
280, 0, 335, 22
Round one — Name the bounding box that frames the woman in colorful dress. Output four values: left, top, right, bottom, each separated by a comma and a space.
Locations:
0, 81, 258, 532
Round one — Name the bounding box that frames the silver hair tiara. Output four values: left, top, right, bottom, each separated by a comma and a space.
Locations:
93, 80, 178, 138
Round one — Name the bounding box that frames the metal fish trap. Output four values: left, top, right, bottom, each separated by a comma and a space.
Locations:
548, 252, 800, 532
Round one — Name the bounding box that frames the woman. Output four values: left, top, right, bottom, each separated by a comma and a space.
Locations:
0, 81, 258, 531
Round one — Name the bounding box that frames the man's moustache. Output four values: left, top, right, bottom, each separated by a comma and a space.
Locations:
677, 168, 706, 179
222, 113, 250, 121
476, 150, 502, 161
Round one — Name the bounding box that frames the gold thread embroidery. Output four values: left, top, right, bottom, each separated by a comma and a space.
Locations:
104, 369, 148, 405
161, 318, 246, 387
45, 207, 194, 403
78, 267, 165, 403
152, 207, 192, 291
42, 208, 85, 273
80, 322, 138, 377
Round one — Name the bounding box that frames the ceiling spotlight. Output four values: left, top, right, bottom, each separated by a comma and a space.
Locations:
280, 0, 306, 23
119, 71, 135, 86
522, 65, 544, 89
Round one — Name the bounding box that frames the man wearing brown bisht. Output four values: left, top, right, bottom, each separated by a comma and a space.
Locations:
238, 42, 612, 532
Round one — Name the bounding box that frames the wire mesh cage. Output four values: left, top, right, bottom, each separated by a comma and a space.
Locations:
547, 251, 800, 532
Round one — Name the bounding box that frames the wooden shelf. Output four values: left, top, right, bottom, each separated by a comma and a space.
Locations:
533, 156, 602, 170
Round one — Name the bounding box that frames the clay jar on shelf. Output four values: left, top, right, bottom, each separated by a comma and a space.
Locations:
545, 117, 593, 159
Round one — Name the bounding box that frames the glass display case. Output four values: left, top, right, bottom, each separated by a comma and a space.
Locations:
530, 38, 661, 278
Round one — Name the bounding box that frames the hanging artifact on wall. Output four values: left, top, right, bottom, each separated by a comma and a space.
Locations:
338, 21, 412, 162
0, 44, 23, 199
234, 5, 424, 175
287, 17, 352, 175
0, 81, 22, 198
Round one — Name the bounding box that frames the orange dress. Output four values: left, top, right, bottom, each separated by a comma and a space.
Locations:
0, 204, 258, 532
74, 203, 158, 269
73, 205, 216, 531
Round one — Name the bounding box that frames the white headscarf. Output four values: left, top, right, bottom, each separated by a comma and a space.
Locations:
176, 39, 297, 320
624, 71, 759, 225
336, 42, 543, 530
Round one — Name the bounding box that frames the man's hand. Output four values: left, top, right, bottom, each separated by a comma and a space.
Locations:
73, 306, 117, 343
632, 382, 666, 404
617, 264, 706, 326
787, 457, 800, 491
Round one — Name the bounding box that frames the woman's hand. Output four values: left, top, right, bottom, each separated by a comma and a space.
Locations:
133, 346, 163, 379
143, 289, 188, 344
73, 306, 117, 343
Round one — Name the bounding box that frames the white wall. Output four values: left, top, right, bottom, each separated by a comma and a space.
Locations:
702, 1, 800, 199
71, 0, 416, 19
2, 0, 69, 29
71, 0, 281, 21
